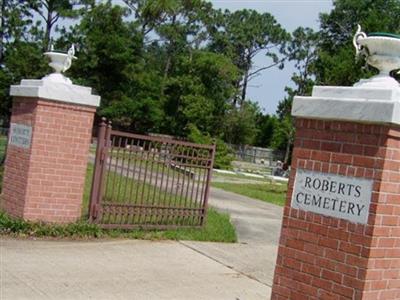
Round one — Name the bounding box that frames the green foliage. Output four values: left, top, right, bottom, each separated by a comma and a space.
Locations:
254, 114, 278, 148
28, 0, 93, 50
187, 124, 234, 170
69, 3, 136, 102
274, 27, 318, 161
0, 212, 103, 238
271, 115, 295, 164
209, 9, 289, 104
0, 0, 290, 149
161, 50, 238, 136
223, 101, 259, 146
0, 41, 49, 124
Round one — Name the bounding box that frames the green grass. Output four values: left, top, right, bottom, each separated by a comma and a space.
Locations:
84, 161, 236, 241
0, 208, 236, 242
83, 163, 206, 226
0, 162, 237, 242
0, 135, 236, 241
212, 182, 288, 206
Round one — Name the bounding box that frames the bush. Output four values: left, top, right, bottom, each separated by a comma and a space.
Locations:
187, 124, 234, 169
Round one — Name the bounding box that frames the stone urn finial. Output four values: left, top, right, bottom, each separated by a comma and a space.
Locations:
353, 25, 400, 88
43, 44, 77, 84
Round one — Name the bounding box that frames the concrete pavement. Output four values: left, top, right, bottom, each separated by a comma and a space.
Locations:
1, 186, 283, 299
182, 187, 283, 287
1, 238, 269, 300
209, 187, 283, 245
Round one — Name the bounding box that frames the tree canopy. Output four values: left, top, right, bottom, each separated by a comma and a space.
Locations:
1, 0, 400, 166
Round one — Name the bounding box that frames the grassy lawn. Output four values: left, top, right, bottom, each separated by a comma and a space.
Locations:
212, 182, 288, 206
0, 207, 236, 242
0, 162, 237, 242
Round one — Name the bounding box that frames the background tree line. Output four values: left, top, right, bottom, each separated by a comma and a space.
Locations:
1, 0, 400, 168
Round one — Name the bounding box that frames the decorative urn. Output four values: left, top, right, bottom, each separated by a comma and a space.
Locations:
353, 25, 400, 88
43, 45, 77, 84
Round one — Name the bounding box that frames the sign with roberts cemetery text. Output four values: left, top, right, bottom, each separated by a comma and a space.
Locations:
9, 123, 32, 149
291, 169, 373, 224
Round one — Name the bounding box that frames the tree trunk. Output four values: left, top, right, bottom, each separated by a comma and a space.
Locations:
159, 15, 176, 98
44, 7, 52, 51
240, 70, 248, 106
240, 54, 252, 106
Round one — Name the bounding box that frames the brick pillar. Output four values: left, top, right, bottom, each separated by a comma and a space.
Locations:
271, 86, 400, 300
1, 79, 100, 223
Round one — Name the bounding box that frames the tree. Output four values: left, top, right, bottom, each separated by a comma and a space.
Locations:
223, 101, 259, 145
161, 50, 238, 136
271, 115, 294, 164
28, 0, 94, 50
187, 123, 234, 169
254, 113, 278, 148
0, 1, 34, 65
67, 2, 136, 103
209, 9, 289, 105
0, 1, 49, 124
141, 0, 214, 97
277, 27, 318, 119
274, 27, 318, 163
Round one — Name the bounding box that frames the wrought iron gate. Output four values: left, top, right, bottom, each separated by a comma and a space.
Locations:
89, 119, 215, 229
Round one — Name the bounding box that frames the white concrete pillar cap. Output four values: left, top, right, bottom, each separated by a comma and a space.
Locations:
10, 79, 100, 107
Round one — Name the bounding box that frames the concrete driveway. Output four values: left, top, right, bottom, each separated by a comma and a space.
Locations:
183, 187, 283, 286
1, 187, 283, 300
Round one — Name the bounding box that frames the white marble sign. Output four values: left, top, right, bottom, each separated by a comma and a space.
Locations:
9, 123, 32, 149
291, 169, 373, 224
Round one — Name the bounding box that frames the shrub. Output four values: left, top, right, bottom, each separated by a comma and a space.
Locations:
187, 124, 234, 169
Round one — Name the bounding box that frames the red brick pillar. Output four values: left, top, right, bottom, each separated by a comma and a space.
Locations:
271, 86, 400, 299
1, 79, 100, 223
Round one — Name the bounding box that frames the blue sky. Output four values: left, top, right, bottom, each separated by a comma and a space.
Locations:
209, 0, 333, 114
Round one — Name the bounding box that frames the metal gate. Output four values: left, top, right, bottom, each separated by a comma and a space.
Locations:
89, 119, 215, 229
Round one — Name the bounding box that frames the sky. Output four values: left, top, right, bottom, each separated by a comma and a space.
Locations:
209, 0, 333, 114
